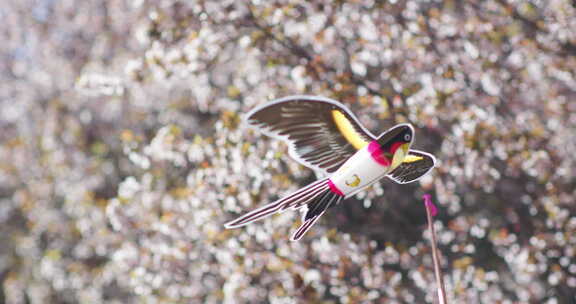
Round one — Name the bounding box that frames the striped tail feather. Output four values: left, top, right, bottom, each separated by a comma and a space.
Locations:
291, 190, 343, 241
225, 177, 344, 241
224, 178, 330, 229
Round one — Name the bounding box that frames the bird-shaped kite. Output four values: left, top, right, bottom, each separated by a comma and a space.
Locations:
225, 96, 436, 241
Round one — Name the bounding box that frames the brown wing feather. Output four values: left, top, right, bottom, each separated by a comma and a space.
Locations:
247, 96, 375, 173
387, 150, 436, 184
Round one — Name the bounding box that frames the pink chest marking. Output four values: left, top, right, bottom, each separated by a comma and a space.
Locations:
368, 141, 391, 167
328, 180, 344, 196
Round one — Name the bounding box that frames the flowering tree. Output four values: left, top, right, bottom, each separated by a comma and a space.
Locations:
1, 0, 575, 303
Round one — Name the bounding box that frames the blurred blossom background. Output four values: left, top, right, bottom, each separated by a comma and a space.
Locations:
1, 0, 575, 303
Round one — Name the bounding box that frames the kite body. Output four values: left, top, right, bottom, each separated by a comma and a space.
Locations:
329, 139, 407, 198
225, 96, 436, 240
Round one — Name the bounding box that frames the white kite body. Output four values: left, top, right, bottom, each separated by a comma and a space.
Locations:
328, 141, 407, 198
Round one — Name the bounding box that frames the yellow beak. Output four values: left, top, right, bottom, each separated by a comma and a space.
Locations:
391, 143, 410, 169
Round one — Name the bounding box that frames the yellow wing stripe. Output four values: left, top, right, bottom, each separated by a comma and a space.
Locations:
331, 110, 369, 150
403, 154, 424, 163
